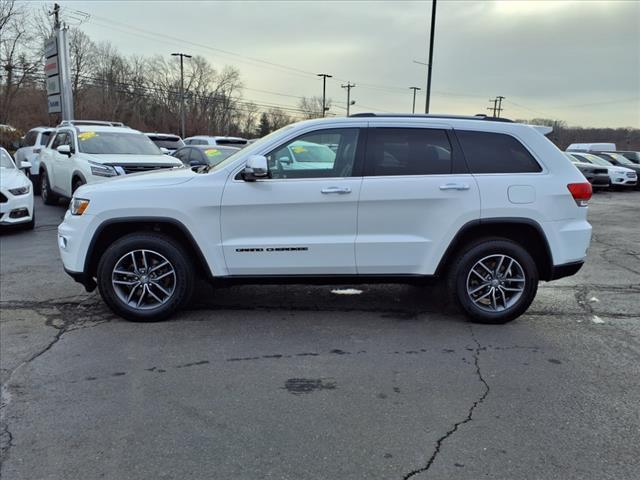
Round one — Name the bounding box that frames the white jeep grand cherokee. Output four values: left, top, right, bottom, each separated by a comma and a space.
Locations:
39, 120, 182, 204
58, 114, 592, 324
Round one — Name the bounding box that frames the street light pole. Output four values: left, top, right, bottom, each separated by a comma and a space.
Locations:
172, 52, 192, 137
317, 73, 332, 117
425, 0, 437, 113
409, 87, 421, 114
341, 82, 355, 116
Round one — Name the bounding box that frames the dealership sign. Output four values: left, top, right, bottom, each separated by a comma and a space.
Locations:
44, 56, 59, 77
46, 75, 61, 95
44, 35, 62, 114
47, 95, 62, 114
44, 37, 58, 58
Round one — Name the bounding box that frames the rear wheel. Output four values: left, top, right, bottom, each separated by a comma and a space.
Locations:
448, 238, 539, 324
97, 233, 194, 322
40, 170, 59, 205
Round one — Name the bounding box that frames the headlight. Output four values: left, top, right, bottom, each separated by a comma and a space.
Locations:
8, 184, 30, 195
71, 198, 90, 215
89, 161, 118, 177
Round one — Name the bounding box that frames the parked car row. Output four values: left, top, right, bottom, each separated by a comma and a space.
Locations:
565, 143, 639, 190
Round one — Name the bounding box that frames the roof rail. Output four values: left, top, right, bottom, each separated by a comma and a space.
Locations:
349, 113, 514, 123
57, 120, 128, 128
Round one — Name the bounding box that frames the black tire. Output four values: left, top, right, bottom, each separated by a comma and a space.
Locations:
447, 238, 539, 324
72, 177, 85, 194
40, 170, 59, 205
96, 233, 194, 322
31, 174, 41, 195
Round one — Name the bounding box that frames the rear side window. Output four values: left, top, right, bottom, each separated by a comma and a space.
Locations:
457, 130, 541, 174
366, 128, 452, 176
40, 131, 52, 146
24, 131, 38, 146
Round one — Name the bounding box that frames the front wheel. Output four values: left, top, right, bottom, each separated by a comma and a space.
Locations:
97, 233, 195, 322
40, 170, 59, 205
448, 238, 539, 324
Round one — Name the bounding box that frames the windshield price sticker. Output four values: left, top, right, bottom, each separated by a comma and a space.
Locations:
79, 132, 98, 141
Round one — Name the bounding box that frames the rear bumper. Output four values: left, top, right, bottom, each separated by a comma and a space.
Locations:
549, 260, 584, 280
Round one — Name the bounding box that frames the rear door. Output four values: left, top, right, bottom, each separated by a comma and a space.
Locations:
221, 126, 364, 275
356, 123, 481, 275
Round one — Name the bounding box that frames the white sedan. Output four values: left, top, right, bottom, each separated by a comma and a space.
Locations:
1, 147, 35, 229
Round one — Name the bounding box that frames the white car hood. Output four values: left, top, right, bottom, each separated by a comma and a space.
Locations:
83, 153, 181, 166
0, 168, 29, 189
77, 166, 197, 196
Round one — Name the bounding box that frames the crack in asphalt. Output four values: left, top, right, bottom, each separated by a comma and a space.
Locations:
591, 234, 640, 276
0, 300, 110, 471
402, 326, 490, 480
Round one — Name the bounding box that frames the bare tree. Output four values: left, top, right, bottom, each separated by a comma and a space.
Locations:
0, 0, 42, 124
298, 96, 330, 119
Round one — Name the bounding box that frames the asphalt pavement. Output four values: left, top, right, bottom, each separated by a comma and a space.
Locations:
1, 191, 639, 480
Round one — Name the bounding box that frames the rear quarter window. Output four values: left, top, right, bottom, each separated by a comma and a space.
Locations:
456, 130, 542, 174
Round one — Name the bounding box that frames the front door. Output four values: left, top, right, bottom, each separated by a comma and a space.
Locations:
221, 127, 364, 275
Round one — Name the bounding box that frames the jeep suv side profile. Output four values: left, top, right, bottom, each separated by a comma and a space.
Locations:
38, 120, 183, 204
58, 114, 592, 324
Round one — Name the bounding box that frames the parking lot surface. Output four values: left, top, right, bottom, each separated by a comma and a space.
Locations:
1, 192, 639, 480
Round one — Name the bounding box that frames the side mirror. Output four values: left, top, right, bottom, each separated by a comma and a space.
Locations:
189, 159, 205, 167
20, 160, 32, 170
160, 147, 170, 154
242, 155, 268, 181
56, 145, 71, 156
278, 156, 292, 165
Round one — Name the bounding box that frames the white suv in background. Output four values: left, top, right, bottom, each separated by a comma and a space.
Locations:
14, 126, 55, 189
58, 114, 592, 324
38, 121, 182, 204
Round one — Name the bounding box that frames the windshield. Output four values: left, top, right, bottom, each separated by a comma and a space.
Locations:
609, 153, 635, 166
584, 154, 612, 167
201, 147, 239, 165
0, 149, 15, 168
78, 132, 162, 155
205, 125, 295, 173
148, 136, 184, 150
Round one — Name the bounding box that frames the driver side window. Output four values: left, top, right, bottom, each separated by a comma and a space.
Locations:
265, 128, 360, 179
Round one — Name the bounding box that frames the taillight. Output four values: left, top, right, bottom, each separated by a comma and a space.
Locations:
567, 182, 592, 207
33, 148, 41, 154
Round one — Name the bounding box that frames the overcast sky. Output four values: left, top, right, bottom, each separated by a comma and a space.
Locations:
49, 1, 640, 127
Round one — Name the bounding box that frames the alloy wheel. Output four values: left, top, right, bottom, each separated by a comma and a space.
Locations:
466, 254, 526, 312
111, 249, 176, 310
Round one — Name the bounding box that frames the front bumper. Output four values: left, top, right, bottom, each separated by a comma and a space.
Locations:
58, 210, 98, 276
64, 267, 97, 292
0, 189, 34, 225
610, 174, 637, 187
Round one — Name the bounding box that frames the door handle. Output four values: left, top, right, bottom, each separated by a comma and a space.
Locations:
439, 183, 470, 191
321, 186, 352, 194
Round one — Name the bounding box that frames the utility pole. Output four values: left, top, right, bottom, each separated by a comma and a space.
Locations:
487, 98, 498, 117
409, 87, 421, 113
341, 82, 355, 116
496, 95, 506, 118
172, 52, 192, 137
317, 73, 332, 117
425, 0, 437, 113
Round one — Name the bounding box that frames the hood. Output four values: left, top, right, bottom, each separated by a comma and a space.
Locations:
83, 153, 182, 166
76, 165, 196, 197
0, 167, 29, 189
